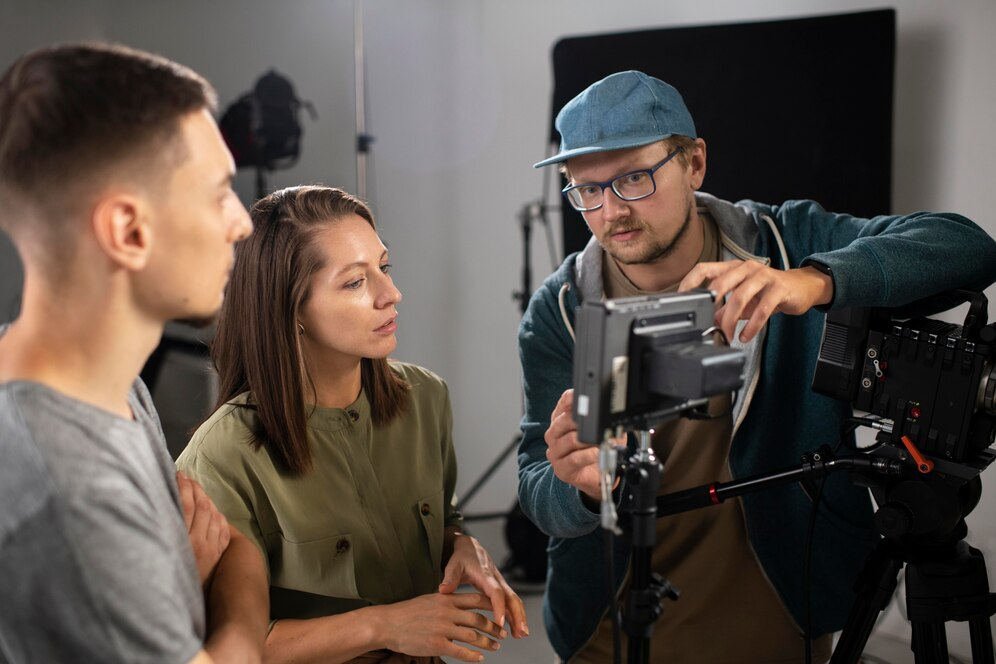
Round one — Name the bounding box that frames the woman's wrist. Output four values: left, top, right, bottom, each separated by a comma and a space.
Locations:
354, 604, 393, 652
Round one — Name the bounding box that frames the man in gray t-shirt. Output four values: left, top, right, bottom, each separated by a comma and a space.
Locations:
0, 44, 265, 663
0, 377, 205, 662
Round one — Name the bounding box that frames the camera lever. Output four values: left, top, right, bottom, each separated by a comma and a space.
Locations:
654, 449, 902, 518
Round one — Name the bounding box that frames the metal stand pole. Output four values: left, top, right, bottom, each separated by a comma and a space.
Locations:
623, 431, 678, 664
354, 0, 373, 200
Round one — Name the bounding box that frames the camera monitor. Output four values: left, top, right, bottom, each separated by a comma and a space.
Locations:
572, 290, 745, 444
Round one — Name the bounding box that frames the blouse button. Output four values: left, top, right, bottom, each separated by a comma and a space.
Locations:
420, 503, 431, 516
336, 537, 350, 554
347, 409, 360, 422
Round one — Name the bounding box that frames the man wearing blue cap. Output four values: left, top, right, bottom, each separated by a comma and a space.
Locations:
518, 70, 996, 662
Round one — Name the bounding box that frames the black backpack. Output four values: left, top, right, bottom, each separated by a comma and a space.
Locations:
220, 69, 315, 172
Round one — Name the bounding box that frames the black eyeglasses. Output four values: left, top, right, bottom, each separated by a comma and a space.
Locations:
562, 147, 684, 212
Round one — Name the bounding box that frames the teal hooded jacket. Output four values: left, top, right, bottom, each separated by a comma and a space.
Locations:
516, 192, 996, 661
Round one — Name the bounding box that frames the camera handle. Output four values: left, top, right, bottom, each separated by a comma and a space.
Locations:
654, 448, 900, 518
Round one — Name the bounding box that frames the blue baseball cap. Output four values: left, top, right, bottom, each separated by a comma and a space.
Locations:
534, 70, 697, 168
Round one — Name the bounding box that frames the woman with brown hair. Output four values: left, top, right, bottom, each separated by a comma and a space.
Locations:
177, 185, 527, 663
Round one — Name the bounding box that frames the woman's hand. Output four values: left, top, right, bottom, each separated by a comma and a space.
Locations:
439, 531, 529, 639
375, 592, 504, 662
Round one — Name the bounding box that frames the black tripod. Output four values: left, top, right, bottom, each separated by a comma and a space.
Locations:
830, 466, 996, 664
832, 528, 996, 663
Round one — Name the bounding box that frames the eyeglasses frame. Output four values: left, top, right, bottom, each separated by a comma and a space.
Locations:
561, 146, 685, 212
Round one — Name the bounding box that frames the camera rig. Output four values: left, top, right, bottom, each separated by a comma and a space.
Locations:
571, 289, 996, 664
571, 290, 747, 664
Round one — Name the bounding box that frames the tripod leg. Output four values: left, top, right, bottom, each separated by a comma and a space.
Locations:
969, 615, 996, 663
909, 620, 948, 664
905, 541, 996, 664
830, 548, 903, 664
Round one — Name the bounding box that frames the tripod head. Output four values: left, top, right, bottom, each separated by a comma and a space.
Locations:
853, 435, 984, 547
830, 446, 996, 664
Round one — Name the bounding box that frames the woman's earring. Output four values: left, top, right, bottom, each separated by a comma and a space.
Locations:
297, 323, 305, 336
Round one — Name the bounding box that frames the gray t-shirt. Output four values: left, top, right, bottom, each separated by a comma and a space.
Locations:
0, 378, 205, 663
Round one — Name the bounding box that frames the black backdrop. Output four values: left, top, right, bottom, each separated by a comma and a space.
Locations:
547, 9, 896, 257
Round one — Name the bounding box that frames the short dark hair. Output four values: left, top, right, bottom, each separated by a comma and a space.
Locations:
211, 185, 411, 475
0, 42, 216, 235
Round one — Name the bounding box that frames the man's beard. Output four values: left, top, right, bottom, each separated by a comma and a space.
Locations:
607, 198, 694, 266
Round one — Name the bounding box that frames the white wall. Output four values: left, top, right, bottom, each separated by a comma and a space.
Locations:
2, 0, 995, 654
0, 0, 107, 321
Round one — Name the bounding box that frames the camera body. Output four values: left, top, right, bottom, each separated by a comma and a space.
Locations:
813, 293, 996, 465
572, 290, 745, 444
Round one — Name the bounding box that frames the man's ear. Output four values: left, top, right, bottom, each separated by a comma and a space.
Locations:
91, 193, 153, 271
689, 138, 707, 190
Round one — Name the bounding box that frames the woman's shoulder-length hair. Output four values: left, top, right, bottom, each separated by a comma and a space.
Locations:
210, 185, 410, 474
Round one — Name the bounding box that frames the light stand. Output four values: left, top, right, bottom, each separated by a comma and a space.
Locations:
511, 201, 558, 313
460, 150, 562, 517
456, 200, 559, 585
459, 201, 550, 518
459, 201, 552, 515
353, 0, 373, 201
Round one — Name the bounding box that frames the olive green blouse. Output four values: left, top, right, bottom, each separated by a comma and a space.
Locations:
176, 362, 462, 621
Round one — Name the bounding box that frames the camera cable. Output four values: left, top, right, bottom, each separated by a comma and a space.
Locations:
604, 526, 622, 664
803, 421, 862, 664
